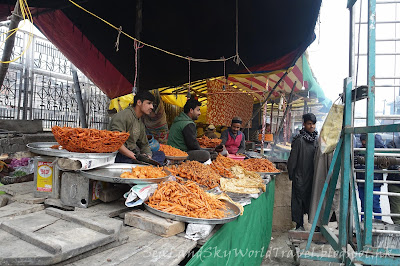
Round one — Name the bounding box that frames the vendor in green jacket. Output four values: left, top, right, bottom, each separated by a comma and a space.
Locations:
109, 90, 164, 164
168, 98, 210, 162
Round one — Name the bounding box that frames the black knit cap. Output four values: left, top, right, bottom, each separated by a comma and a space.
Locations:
302, 113, 317, 124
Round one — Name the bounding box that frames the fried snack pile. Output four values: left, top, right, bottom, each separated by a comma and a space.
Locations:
120, 166, 167, 179
173, 161, 221, 189
197, 135, 222, 148
220, 166, 266, 194
210, 154, 279, 176
214, 154, 238, 169
148, 181, 227, 219
52, 126, 129, 153
239, 158, 279, 173
159, 144, 188, 157
211, 156, 235, 178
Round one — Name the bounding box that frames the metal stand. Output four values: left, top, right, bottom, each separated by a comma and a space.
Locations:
298, 0, 400, 264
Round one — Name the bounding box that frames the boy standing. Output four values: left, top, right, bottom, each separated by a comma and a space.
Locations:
288, 113, 318, 230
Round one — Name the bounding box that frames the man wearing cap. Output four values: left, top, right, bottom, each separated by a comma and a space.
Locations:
220, 117, 246, 155
204, 124, 218, 139
288, 113, 318, 231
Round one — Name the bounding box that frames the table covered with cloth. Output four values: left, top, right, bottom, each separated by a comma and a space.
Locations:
186, 178, 275, 266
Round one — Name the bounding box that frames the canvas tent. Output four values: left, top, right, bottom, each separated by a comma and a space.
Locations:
0, 0, 322, 100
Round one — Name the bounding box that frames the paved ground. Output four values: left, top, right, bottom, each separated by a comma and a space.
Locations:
261, 231, 341, 266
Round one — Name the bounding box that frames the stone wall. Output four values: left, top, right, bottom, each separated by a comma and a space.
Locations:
0, 133, 55, 155
272, 172, 294, 232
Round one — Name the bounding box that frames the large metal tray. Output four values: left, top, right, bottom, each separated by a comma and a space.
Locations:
80, 163, 171, 184
27, 142, 117, 159
165, 155, 188, 160
144, 200, 241, 224
256, 171, 281, 179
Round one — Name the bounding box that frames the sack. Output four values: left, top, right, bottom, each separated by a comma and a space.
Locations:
320, 103, 344, 154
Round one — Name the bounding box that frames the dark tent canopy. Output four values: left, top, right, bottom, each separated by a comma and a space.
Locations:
0, 0, 322, 99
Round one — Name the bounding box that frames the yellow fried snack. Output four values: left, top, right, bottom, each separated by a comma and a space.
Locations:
159, 144, 188, 157
120, 166, 167, 179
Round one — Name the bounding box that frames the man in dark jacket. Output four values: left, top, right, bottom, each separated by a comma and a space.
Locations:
386, 137, 400, 224
168, 98, 210, 162
355, 133, 384, 220
288, 113, 318, 231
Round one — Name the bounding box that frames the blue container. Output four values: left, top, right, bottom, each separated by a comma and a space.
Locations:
147, 134, 160, 152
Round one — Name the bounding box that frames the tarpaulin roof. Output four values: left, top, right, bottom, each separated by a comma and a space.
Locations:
109, 53, 332, 123
0, 0, 322, 99
156, 54, 331, 108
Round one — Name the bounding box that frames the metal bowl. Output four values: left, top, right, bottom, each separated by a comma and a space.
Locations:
80, 163, 171, 184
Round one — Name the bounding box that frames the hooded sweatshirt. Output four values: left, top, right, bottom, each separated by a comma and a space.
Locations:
168, 112, 201, 151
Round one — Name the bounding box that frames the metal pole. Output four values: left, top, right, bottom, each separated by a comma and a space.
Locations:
274, 81, 296, 143
364, 0, 376, 247
0, 1, 22, 89
134, 0, 143, 91
71, 65, 87, 128
22, 30, 29, 120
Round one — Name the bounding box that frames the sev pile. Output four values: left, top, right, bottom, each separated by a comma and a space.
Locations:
147, 181, 227, 219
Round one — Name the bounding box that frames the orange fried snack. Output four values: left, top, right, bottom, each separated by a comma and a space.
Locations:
50, 144, 61, 149
197, 135, 222, 148
214, 154, 238, 169
148, 180, 227, 219
52, 126, 129, 153
120, 166, 168, 179
165, 165, 179, 176
239, 158, 279, 173
211, 160, 235, 178
159, 144, 188, 157
174, 161, 221, 189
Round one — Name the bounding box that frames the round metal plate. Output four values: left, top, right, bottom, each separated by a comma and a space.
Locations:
80, 163, 171, 184
144, 200, 241, 224
256, 171, 281, 179
165, 155, 188, 160
27, 142, 117, 159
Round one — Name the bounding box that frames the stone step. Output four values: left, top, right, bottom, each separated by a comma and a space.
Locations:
124, 209, 185, 237
0, 208, 123, 265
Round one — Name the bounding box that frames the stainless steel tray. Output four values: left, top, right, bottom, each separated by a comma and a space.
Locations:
256, 171, 281, 178
144, 200, 241, 224
27, 142, 117, 159
165, 155, 188, 160
80, 163, 171, 184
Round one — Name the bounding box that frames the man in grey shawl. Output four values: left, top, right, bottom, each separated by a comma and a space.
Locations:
288, 113, 319, 231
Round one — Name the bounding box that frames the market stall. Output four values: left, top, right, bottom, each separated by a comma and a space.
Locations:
0, 125, 283, 265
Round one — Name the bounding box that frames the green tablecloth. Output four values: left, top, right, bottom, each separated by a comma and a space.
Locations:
187, 178, 275, 266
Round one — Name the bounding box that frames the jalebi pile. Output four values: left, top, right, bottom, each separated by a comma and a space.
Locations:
52, 126, 129, 153
197, 135, 222, 148
159, 144, 188, 157
147, 180, 227, 219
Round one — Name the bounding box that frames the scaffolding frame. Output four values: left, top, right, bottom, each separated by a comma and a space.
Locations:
300, 0, 400, 265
